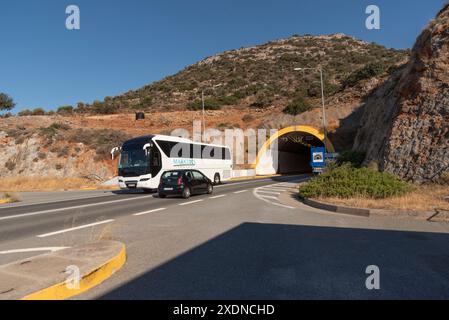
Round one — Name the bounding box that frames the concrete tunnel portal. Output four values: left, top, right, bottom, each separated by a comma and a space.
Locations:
254, 126, 335, 176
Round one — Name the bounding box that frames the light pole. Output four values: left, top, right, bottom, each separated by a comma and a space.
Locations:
201, 90, 206, 142
294, 66, 327, 144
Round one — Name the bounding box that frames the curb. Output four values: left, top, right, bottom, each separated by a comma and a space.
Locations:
23, 243, 126, 300
303, 198, 370, 217
230, 174, 281, 182
0, 241, 126, 300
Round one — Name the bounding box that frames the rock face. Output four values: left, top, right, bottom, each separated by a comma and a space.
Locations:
354, 5, 449, 183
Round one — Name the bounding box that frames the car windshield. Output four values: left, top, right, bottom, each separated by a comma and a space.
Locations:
119, 143, 148, 169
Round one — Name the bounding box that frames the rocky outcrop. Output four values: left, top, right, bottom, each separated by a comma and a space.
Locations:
354, 5, 449, 183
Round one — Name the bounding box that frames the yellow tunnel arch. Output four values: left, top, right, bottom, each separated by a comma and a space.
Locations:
252, 125, 335, 169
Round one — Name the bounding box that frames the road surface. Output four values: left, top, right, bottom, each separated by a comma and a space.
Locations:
1, 175, 449, 299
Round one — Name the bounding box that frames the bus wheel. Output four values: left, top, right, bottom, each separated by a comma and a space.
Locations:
213, 173, 221, 185
182, 187, 191, 199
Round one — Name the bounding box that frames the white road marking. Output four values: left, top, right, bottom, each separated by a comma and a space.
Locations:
133, 208, 167, 216
209, 195, 226, 199
179, 200, 204, 206
253, 185, 295, 210
37, 219, 115, 238
260, 195, 279, 200
256, 191, 281, 195
259, 188, 288, 192
234, 190, 248, 194
0, 196, 153, 221
0, 247, 69, 255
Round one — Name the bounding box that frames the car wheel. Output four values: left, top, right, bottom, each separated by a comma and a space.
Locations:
182, 187, 191, 199
159, 194, 167, 198
213, 173, 221, 185
207, 184, 213, 194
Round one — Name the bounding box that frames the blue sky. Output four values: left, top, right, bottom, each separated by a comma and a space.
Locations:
0, 0, 445, 111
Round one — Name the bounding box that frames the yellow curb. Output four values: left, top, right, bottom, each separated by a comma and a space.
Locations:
80, 187, 98, 191
22, 244, 126, 300
0, 199, 10, 204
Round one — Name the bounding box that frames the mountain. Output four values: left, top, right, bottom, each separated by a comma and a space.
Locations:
87, 34, 408, 114
354, 4, 449, 183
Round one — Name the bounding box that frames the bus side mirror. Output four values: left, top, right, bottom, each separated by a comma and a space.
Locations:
142, 143, 152, 156
111, 147, 121, 160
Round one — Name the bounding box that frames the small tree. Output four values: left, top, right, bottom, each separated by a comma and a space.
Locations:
0, 93, 16, 113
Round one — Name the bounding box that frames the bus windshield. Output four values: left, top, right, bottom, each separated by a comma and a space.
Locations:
119, 143, 148, 169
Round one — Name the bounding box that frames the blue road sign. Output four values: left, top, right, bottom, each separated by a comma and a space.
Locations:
311, 147, 326, 168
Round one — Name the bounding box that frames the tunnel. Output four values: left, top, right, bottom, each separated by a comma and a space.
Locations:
254, 126, 334, 176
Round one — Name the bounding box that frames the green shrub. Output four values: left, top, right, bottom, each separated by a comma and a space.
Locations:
32, 108, 46, 116
337, 150, 366, 167
39, 123, 71, 140
343, 63, 386, 88
57, 105, 74, 115
242, 114, 255, 122
283, 95, 312, 115
251, 90, 274, 108
299, 165, 413, 199
18, 109, 33, 117
187, 96, 238, 110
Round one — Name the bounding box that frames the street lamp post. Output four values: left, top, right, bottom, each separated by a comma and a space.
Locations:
294, 66, 327, 145
201, 90, 206, 142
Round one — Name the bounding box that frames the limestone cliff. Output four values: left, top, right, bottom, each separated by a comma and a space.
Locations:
354, 5, 449, 183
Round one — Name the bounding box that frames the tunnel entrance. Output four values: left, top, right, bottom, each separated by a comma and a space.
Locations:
254, 126, 333, 176
277, 132, 325, 174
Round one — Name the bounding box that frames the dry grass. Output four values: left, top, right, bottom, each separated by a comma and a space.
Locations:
0, 192, 21, 203
320, 185, 449, 212
0, 176, 105, 192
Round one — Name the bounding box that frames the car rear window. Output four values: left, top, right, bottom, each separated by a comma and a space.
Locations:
162, 171, 182, 179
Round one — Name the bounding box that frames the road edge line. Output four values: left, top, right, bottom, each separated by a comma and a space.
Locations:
21, 243, 126, 300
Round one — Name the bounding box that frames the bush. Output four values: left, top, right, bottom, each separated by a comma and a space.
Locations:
31, 108, 46, 116
68, 128, 131, 161
5, 160, 16, 171
57, 105, 74, 115
283, 95, 312, 115
337, 150, 366, 167
242, 114, 255, 123
18, 109, 33, 117
39, 122, 71, 138
299, 165, 413, 199
251, 90, 274, 108
343, 63, 386, 88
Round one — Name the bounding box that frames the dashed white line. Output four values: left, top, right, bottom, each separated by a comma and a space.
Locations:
0, 196, 153, 221
179, 200, 204, 206
234, 190, 248, 194
256, 190, 281, 195
133, 208, 167, 216
37, 219, 115, 238
209, 195, 227, 199
0, 247, 69, 255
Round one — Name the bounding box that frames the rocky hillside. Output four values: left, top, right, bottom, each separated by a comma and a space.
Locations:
354, 5, 449, 183
82, 34, 407, 114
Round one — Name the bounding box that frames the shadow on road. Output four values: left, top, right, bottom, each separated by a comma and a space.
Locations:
99, 223, 449, 299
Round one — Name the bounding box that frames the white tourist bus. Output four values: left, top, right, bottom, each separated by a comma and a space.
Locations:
115, 135, 233, 192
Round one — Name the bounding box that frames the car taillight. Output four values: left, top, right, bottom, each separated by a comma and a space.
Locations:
177, 176, 183, 186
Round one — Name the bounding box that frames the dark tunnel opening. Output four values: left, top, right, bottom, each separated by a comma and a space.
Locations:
277, 132, 325, 174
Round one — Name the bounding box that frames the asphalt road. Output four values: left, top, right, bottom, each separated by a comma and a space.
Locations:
2, 174, 449, 299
